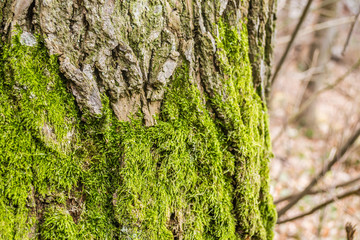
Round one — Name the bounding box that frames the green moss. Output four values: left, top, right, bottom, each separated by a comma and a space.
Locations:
68, 64, 236, 239
41, 206, 79, 240
0, 34, 83, 239
214, 20, 276, 239
111, 66, 238, 239
0, 24, 275, 239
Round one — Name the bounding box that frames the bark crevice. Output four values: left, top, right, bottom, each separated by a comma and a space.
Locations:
0, 0, 277, 239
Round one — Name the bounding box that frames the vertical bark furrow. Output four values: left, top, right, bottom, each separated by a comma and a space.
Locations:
247, 0, 277, 101
0, 0, 277, 239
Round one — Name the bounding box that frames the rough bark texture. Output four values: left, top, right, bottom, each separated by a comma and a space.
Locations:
1, 0, 276, 239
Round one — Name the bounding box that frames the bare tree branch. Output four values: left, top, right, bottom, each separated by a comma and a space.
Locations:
346, 222, 356, 240
314, 0, 341, 11
277, 125, 360, 218
342, 4, 360, 56
271, 56, 360, 147
275, 175, 360, 204
277, 187, 360, 224
289, 57, 360, 123
277, 16, 355, 45
271, 0, 315, 86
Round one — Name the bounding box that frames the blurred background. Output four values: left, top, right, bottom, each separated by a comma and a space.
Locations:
269, 0, 360, 239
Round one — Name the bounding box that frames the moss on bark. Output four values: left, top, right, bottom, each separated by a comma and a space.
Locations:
0, 14, 276, 240
0, 34, 82, 239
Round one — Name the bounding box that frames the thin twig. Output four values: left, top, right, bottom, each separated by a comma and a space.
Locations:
271, 52, 319, 146
271, 57, 360, 145
317, 207, 326, 238
277, 125, 360, 218
277, 187, 360, 224
277, 16, 355, 45
314, 0, 341, 12
271, 121, 287, 146
342, 4, 360, 56
293, 49, 319, 114
275, 175, 360, 204
271, 0, 315, 86
289, 57, 360, 123
346, 222, 356, 240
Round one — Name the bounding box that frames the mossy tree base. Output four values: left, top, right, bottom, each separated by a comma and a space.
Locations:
1, 0, 277, 239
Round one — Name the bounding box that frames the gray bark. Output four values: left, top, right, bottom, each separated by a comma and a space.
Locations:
0, 0, 277, 239
1, 0, 276, 124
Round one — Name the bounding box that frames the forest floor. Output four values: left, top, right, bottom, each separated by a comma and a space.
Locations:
269, 1, 360, 239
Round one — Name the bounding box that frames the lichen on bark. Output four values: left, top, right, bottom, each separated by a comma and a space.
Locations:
1, 0, 277, 239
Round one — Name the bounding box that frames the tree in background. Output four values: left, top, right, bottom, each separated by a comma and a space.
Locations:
0, 0, 277, 239
298, 0, 339, 129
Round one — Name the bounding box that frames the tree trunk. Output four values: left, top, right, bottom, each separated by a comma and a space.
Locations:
298, 0, 339, 129
0, 0, 277, 239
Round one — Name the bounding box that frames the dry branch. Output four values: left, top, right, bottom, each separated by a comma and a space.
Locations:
346, 222, 356, 240
290, 57, 360, 123
342, 4, 360, 55
278, 187, 360, 224
271, 0, 315, 86
275, 175, 360, 204
277, 16, 355, 45
277, 125, 360, 218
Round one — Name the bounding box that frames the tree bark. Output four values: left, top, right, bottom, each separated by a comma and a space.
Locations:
0, 0, 277, 239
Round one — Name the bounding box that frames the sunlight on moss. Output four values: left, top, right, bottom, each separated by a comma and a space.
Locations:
0, 34, 82, 239
41, 207, 79, 240
0, 23, 275, 239
215, 20, 276, 239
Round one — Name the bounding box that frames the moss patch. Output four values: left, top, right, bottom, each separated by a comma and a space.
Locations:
75, 64, 237, 239
41, 206, 79, 240
214, 20, 277, 239
0, 34, 83, 239
0, 24, 275, 239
